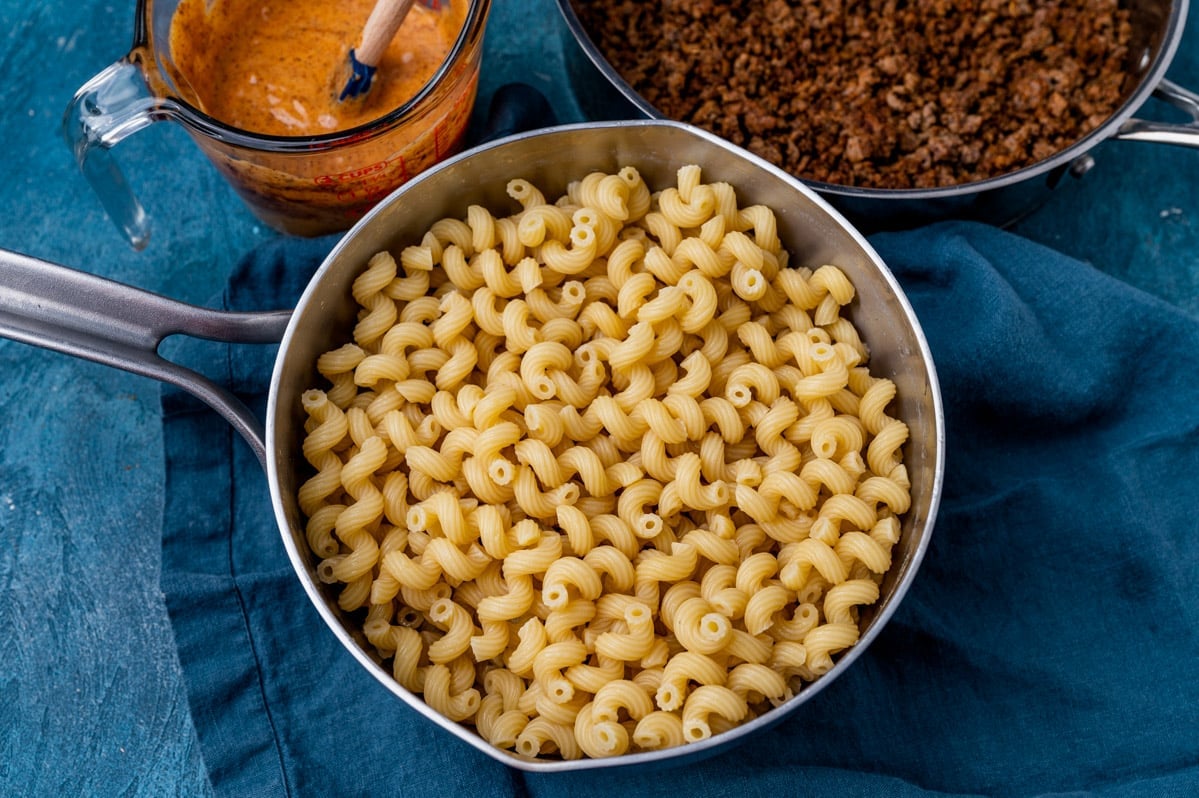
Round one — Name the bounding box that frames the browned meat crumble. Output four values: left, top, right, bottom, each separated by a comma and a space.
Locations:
572, 0, 1133, 189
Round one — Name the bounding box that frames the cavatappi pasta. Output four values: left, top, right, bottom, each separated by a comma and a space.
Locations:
298, 164, 911, 759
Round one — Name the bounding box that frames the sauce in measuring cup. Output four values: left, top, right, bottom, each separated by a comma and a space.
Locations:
63, 0, 489, 248
169, 0, 467, 137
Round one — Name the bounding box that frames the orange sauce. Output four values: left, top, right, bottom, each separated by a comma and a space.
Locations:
169, 0, 467, 136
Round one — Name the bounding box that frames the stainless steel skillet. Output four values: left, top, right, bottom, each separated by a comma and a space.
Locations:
554, 0, 1199, 231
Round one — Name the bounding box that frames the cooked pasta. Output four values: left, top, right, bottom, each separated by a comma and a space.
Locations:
297, 164, 912, 760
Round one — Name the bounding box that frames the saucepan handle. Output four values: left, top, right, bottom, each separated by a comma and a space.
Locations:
1114, 78, 1199, 146
0, 248, 291, 466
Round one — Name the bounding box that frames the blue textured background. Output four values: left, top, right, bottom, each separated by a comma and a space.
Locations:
0, 1, 1196, 795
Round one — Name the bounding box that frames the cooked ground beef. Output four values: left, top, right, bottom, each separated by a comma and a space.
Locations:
572, 0, 1133, 189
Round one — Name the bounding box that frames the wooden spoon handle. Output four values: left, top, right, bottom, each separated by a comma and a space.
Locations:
356, 0, 417, 68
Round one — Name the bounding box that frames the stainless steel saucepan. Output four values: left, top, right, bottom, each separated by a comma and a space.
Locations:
0, 121, 944, 771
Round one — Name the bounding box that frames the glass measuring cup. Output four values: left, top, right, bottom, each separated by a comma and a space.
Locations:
64, 0, 491, 250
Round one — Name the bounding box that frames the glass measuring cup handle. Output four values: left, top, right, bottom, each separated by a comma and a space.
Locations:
62, 59, 162, 251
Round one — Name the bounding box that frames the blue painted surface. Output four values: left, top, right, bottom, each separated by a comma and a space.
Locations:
0, 1, 1196, 795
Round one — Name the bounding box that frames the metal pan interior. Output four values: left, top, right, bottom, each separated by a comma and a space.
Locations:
265, 120, 945, 771
554, 0, 1188, 203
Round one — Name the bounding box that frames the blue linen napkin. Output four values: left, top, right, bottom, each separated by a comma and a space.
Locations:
159, 220, 1199, 797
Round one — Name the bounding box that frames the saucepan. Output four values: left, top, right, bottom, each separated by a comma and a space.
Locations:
0, 121, 943, 771
554, 0, 1199, 231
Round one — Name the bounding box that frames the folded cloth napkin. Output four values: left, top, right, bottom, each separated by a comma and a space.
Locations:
159, 220, 1199, 797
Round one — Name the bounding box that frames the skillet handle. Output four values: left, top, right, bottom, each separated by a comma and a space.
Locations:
0, 248, 290, 467
1114, 78, 1199, 146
